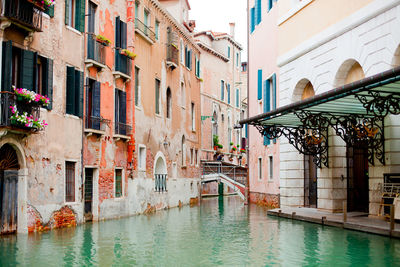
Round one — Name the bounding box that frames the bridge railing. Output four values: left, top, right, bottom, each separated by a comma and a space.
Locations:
201, 161, 247, 186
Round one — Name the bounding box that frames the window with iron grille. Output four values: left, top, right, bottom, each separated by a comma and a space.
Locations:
65, 161, 75, 202
115, 169, 122, 198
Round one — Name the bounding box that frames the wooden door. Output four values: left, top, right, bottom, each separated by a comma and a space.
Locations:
347, 146, 369, 212
304, 155, 317, 208
84, 168, 93, 221
0, 170, 18, 234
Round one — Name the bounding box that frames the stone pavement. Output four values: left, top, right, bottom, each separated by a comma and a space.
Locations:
268, 207, 400, 238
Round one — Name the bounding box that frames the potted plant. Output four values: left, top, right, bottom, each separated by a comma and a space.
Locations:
240, 148, 246, 153
9, 105, 48, 130
120, 49, 137, 59
213, 135, 219, 150
96, 34, 112, 46
13, 87, 50, 107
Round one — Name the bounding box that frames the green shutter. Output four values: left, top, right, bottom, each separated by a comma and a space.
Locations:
46, 6, 54, 17
66, 66, 75, 115
257, 69, 262, 100
75, 0, 85, 32
44, 58, 53, 110
75, 70, 84, 117
121, 21, 127, 49
20, 50, 36, 90
65, 0, 70, 25
2, 41, 12, 91
115, 16, 121, 48
155, 80, 160, 114
272, 73, 277, 110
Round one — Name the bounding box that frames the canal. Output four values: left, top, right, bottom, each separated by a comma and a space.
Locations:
1, 196, 400, 266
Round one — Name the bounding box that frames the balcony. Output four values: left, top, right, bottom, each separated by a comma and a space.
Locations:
1, 0, 43, 32
114, 122, 132, 141
135, 18, 156, 44
0, 92, 41, 134
84, 115, 109, 136
166, 44, 179, 70
85, 34, 107, 70
113, 51, 132, 81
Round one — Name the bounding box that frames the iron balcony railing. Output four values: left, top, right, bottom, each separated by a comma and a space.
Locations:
0, 92, 40, 132
85, 115, 109, 132
135, 18, 156, 43
155, 174, 167, 192
115, 51, 132, 77
166, 44, 179, 66
201, 161, 247, 186
2, 0, 43, 31
115, 122, 132, 136
87, 34, 106, 66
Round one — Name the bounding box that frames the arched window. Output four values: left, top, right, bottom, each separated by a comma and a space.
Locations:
166, 87, 172, 118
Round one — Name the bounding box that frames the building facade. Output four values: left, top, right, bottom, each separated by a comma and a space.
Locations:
245, 0, 400, 215
247, 0, 280, 207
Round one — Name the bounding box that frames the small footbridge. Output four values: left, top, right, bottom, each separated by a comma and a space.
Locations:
201, 161, 247, 200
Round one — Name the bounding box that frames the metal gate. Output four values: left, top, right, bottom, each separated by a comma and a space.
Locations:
0, 170, 18, 234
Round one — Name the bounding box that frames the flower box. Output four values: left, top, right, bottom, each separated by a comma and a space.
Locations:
96, 34, 111, 46
120, 49, 136, 59
14, 87, 50, 107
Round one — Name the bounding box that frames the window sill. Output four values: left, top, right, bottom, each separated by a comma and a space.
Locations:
85, 59, 106, 71
155, 113, 162, 118
112, 71, 131, 82
135, 105, 142, 111
134, 29, 155, 45
66, 25, 82, 36
65, 114, 81, 120
113, 134, 130, 142
84, 128, 106, 137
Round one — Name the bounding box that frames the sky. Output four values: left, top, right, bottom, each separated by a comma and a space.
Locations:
189, 0, 248, 61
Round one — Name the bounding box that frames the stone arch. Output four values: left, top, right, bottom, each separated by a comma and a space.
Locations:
334, 59, 365, 87
154, 151, 167, 175
392, 44, 400, 67
292, 79, 315, 102
0, 144, 20, 170
0, 138, 27, 171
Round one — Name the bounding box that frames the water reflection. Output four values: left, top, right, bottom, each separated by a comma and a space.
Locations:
0, 197, 399, 266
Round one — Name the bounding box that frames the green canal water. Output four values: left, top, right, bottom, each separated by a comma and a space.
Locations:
1, 196, 400, 266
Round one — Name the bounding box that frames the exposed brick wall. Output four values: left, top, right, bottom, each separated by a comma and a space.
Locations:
249, 192, 280, 208
99, 169, 115, 203
27, 205, 49, 233
50, 206, 77, 229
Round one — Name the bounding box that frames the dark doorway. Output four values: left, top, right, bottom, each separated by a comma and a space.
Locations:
0, 144, 20, 234
84, 168, 94, 221
347, 145, 369, 212
304, 155, 317, 208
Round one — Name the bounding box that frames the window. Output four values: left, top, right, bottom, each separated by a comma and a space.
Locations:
115, 89, 127, 135
144, 9, 149, 26
138, 145, 146, 171
195, 55, 201, 78
66, 66, 84, 117
135, 1, 139, 19
190, 148, 194, 165
155, 20, 160, 40
257, 69, 262, 100
191, 102, 195, 131
268, 0, 273, 12
185, 47, 192, 69
85, 78, 101, 130
258, 158, 262, 180
2, 42, 53, 109
263, 74, 277, 145
269, 156, 274, 181
65, 0, 85, 32
220, 80, 225, 101
227, 83, 231, 104
236, 53, 239, 67
115, 16, 127, 50
166, 87, 172, 118
256, 0, 262, 24
195, 149, 198, 166
135, 66, 140, 106
115, 169, 122, 198
227, 46, 231, 58
250, 7, 255, 33
181, 82, 186, 107
181, 136, 186, 167
65, 161, 75, 202
236, 88, 240, 108
88, 1, 96, 34
155, 79, 160, 114
180, 40, 185, 63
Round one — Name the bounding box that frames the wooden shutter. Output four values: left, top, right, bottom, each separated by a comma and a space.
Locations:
263, 80, 271, 146
268, 0, 273, 11
66, 66, 75, 115
45, 6, 54, 17
65, 0, 70, 25
250, 7, 255, 33
20, 50, 36, 90
75, 70, 84, 117
120, 91, 126, 124
2, 41, 12, 92
155, 80, 160, 114
115, 16, 121, 48
256, 0, 262, 24
272, 73, 277, 110
75, 0, 86, 32
221, 81, 224, 100
43, 58, 53, 110
92, 81, 101, 130
227, 84, 230, 104
121, 21, 127, 49
257, 69, 262, 100
115, 90, 119, 132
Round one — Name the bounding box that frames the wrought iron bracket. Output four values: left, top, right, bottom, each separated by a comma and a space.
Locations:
355, 91, 400, 117
253, 122, 329, 168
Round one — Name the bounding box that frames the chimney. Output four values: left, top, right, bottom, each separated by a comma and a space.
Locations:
229, 22, 235, 38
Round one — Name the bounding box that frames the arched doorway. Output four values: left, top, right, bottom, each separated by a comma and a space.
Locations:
0, 144, 20, 234
335, 60, 368, 212
392, 45, 400, 67
154, 152, 167, 192
293, 79, 317, 208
